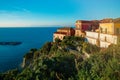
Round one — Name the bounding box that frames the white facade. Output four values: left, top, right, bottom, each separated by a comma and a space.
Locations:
86, 37, 98, 45
86, 31, 98, 45
86, 31, 118, 48
100, 33, 117, 44
86, 31, 98, 39
100, 41, 111, 48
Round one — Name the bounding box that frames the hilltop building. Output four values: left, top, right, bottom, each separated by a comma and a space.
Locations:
86, 21, 120, 48
53, 27, 75, 42
75, 20, 99, 37
53, 18, 120, 48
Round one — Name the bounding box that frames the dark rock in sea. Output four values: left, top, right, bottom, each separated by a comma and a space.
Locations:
0, 42, 22, 46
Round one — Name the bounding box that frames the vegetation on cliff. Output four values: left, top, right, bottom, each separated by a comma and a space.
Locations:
0, 36, 120, 80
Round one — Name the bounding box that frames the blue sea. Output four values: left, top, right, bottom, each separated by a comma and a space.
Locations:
0, 27, 58, 72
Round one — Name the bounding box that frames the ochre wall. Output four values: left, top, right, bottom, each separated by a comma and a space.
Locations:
114, 23, 120, 34
114, 23, 120, 27
100, 23, 114, 34
75, 30, 82, 36
57, 29, 75, 36
57, 30, 68, 33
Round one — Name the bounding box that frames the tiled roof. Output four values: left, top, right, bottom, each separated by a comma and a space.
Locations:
54, 32, 67, 35
76, 18, 120, 24
58, 27, 74, 30
76, 20, 92, 23
100, 18, 120, 23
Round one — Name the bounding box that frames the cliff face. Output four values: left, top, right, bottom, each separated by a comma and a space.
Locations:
21, 48, 37, 68
21, 57, 32, 68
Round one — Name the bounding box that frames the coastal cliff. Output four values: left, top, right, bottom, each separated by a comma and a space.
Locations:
0, 36, 120, 80
22, 48, 37, 68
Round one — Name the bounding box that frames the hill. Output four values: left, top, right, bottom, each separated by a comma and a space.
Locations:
0, 36, 120, 80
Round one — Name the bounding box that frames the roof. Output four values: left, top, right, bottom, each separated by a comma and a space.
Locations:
54, 32, 67, 35
76, 18, 120, 24
100, 18, 120, 23
76, 20, 92, 23
57, 27, 74, 30
100, 18, 113, 23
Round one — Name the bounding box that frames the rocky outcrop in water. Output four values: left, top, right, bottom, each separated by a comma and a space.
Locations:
0, 42, 22, 46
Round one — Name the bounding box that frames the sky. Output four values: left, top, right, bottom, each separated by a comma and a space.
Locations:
0, 0, 120, 27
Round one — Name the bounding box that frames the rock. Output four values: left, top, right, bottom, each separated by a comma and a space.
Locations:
21, 57, 33, 68
0, 42, 22, 46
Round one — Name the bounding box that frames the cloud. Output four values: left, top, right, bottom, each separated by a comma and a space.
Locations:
0, 6, 30, 15
0, 10, 20, 19
13, 7, 30, 13
0, 6, 31, 21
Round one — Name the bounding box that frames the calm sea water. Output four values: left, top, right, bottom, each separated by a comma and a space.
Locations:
0, 27, 58, 72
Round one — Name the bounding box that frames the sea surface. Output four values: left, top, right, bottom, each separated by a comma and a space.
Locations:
0, 27, 58, 72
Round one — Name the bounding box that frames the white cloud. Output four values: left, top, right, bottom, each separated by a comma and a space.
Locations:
13, 6, 30, 13
0, 6, 30, 15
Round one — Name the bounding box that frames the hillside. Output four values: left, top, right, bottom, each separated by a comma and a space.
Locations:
0, 36, 120, 80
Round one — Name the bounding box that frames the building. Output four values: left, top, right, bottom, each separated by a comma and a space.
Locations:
53, 27, 75, 42
53, 18, 120, 48
75, 20, 99, 36
86, 21, 120, 48
100, 22, 120, 34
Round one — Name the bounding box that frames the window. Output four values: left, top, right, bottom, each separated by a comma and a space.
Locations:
105, 28, 107, 33
100, 28, 103, 33
105, 36, 107, 41
116, 28, 119, 34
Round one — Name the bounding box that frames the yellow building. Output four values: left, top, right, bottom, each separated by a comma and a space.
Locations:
100, 22, 120, 34
53, 18, 120, 48
86, 22, 120, 48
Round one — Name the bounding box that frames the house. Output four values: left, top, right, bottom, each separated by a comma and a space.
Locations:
75, 20, 99, 37
53, 27, 75, 42
86, 21, 120, 48
53, 18, 120, 48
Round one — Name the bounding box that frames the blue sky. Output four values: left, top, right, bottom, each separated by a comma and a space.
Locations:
0, 0, 120, 27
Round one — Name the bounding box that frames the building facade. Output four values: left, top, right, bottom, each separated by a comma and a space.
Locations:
100, 22, 120, 35
53, 18, 120, 48
86, 22, 120, 48
53, 27, 75, 42
75, 20, 99, 36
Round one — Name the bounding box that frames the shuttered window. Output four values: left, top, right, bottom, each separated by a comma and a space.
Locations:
116, 28, 119, 34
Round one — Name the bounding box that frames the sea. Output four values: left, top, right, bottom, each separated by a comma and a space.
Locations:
0, 27, 59, 72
